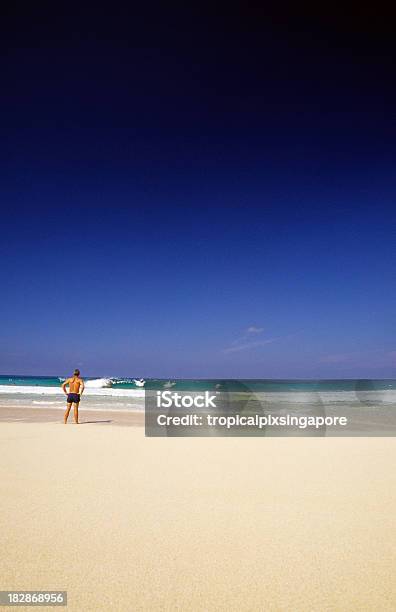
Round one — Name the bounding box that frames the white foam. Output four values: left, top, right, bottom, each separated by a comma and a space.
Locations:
0, 385, 144, 398
84, 378, 114, 388
32, 400, 64, 405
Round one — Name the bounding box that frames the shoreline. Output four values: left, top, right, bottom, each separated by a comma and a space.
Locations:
0, 404, 145, 426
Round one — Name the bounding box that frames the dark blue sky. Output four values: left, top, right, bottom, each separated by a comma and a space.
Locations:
1, 6, 395, 377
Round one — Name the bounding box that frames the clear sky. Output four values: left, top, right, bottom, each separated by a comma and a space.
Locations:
1, 6, 395, 378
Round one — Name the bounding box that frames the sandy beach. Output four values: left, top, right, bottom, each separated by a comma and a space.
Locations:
1, 410, 396, 611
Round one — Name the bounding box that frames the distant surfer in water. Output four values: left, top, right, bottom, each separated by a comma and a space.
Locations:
62, 369, 85, 424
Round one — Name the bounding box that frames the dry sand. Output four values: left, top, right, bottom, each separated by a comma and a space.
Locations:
1, 409, 396, 611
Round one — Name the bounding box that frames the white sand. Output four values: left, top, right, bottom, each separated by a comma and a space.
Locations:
1, 421, 396, 610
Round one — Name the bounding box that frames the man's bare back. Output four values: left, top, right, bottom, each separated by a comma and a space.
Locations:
62, 369, 85, 424
66, 376, 84, 394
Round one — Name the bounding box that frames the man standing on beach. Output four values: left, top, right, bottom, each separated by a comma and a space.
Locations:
62, 369, 85, 424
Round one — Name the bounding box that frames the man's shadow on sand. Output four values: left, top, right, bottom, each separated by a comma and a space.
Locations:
80, 420, 113, 424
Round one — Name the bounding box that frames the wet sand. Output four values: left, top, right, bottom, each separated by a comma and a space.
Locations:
0, 404, 144, 426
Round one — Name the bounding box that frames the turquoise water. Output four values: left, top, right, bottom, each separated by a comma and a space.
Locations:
0, 375, 395, 392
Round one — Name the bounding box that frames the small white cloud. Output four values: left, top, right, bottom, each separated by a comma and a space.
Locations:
247, 326, 264, 334
223, 329, 301, 355
223, 338, 276, 354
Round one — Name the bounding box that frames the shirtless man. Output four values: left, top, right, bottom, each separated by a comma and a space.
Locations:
62, 369, 85, 424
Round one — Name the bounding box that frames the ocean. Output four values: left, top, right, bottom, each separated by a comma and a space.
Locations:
1, 375, 395, 414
